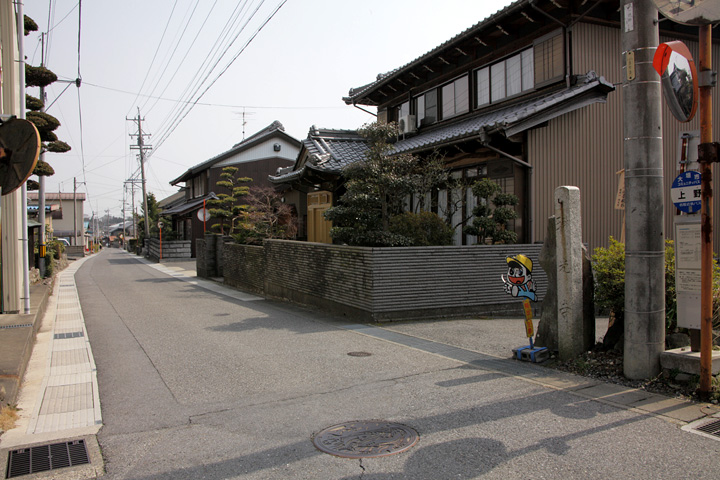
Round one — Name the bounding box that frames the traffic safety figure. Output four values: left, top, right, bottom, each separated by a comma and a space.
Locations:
504, 253, 549, 363
502, 254, 537, 302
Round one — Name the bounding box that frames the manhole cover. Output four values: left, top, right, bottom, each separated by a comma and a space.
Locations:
313, 420, 419, 458
347, 351, 372, 357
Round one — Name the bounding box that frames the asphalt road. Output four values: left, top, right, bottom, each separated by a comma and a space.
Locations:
75, 249, 719, 479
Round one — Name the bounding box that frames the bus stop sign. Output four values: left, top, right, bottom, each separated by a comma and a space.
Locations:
671, 171, 702, 213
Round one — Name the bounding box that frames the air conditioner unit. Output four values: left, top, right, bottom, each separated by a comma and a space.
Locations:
398, 115, 417, 135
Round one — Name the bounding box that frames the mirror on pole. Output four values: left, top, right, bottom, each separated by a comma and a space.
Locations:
653, 41, 698, 123
652, 0, 720, 26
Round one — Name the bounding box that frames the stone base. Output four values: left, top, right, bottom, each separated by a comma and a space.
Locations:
660, 347, 720, 375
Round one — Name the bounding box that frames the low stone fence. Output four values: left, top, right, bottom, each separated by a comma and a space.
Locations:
65, 245, 85, 258
198, 237, 546, 322
146, 238, 192, 262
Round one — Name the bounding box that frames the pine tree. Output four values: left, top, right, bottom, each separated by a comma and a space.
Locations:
24, 15, 71, 191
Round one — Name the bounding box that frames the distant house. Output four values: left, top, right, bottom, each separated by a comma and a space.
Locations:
166, 121, 301, 256
27, 191, 86, 247
280, 0, 715, 250
269, 126, 369, 243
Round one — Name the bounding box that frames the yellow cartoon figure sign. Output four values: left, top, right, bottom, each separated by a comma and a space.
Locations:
502, 254, 537, 302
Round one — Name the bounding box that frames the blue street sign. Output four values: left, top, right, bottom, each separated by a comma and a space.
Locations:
671, 171, 702, 214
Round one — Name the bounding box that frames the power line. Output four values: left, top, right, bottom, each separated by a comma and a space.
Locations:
151, 0, 288, 156
149, 0, 262, 139
81, 80, 347, 109
125, 0, 181, 117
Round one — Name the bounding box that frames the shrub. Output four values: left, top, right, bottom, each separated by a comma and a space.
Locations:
463, 178, 519, 244
389, 211, 454, 246
593, 237, 720, 335
592, 237, 626, 324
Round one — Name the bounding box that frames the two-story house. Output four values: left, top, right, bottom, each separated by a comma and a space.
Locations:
276, 0, 718, 250
166, 121, 301, 256
27, 191, 86, 247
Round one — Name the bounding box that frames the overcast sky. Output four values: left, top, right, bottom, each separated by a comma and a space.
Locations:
23, 0, 515, 219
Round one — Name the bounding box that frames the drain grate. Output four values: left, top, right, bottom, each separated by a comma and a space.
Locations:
347, 351, 372, 357
0, 324, 32, 330
6, 439, 89, 478
54, 331, 84, 340
695, 419, 720, 437
313, 420, 419, 458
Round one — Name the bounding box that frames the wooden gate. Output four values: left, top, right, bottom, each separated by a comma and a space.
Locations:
307, 191, 332, 244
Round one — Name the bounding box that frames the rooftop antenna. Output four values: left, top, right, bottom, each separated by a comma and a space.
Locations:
238, 108, 255, 140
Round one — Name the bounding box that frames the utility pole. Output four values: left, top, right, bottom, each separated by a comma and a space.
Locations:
37, 33, 47, 276
622, 0, 665, 379
128, 109, 152, 246
1, 0, 24, 313
73, 178, 85, 246
125, 177, 143, 244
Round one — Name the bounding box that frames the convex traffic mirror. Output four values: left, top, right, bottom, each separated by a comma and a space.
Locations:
653, 41, 698, 123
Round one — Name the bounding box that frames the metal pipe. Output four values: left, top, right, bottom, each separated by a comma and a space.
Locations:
352, 103, 377, 118
17, 0, 30, 314
697, 23, 713, 396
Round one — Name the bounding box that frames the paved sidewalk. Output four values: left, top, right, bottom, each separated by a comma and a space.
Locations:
1, 256, 102, 450
2, 250, 718, 479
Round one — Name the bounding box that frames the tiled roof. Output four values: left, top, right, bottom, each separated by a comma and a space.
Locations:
270, 127, 369, 183
170, 121, 301, 185
392, 72, 615, 154
27, 192, 86, 201
162, 192, 218, 216
344, 0, 527, 105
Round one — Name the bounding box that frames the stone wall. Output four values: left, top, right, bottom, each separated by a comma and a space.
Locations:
146, 238, 192, 262
217, 239, 546, 322
223, 243, 265, 293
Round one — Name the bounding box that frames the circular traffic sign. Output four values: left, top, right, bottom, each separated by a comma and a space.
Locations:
197, 208, 210, 221
671, 171, 702, 213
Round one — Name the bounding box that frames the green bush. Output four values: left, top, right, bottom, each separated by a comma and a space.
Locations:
592, 237, 626, 324
44, 251, 54, 277
593, 237, 720, 334
389, 211, 454, 246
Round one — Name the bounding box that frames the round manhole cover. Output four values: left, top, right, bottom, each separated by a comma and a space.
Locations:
312, 420, 419, 458
347, 351, 372, 357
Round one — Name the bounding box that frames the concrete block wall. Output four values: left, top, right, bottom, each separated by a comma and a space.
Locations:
146, 238, 192, 262
222, 239, 546, 322
223, 243, 265, 293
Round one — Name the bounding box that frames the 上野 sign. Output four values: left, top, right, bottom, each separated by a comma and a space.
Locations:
671, 171, 701, 214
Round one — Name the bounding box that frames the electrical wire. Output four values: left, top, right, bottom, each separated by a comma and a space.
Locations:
149, 0, 260, 139
137, 0, 205, 114
139, 0, 220, 116
83, 79, 346, 109
125, 0, 181, 117
151, 0, 288, 156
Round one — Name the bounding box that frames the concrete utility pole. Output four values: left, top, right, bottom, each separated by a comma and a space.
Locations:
128, 110, 151, 243
38, 34, 47, 276
1, 0, 23, 314
622, 0, 665, 379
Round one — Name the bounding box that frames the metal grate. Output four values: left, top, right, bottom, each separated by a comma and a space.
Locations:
6, 439, 89, 478
347, 351, 372, 357
0, 324, 32, 330
54, 331, 84, 340
695, 419, 720, 437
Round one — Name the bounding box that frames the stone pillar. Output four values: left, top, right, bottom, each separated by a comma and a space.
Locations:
536, 217, 558, 351
555, 187, 584, 359
203, 233, 217, 278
